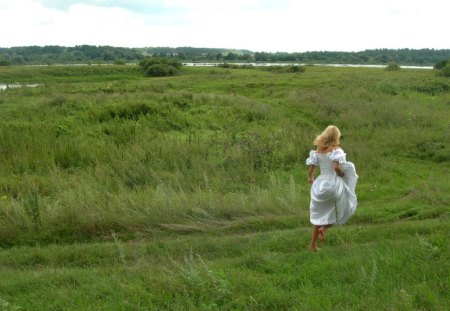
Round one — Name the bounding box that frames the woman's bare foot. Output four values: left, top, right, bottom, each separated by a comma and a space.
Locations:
308, 246, 320, 252
318, 224, 333, 242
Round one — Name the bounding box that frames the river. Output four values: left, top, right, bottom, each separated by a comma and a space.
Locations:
182, 62, 433, 69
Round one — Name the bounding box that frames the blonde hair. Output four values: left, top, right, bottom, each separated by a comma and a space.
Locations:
313, 125, 341, 147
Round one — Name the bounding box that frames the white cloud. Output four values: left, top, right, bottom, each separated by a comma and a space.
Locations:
0, 0, 448, 51
163, 0, 285, 10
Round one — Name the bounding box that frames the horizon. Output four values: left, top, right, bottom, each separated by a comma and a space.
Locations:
1, 0, 449, 52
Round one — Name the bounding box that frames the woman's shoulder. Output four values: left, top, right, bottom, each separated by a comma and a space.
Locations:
329, 147, 346, 162
306, 150, 319, 165
330, 147, 343, 153
316, 146, 343, 154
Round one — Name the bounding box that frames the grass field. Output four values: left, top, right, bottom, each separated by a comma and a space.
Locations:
0, 64, 448, 310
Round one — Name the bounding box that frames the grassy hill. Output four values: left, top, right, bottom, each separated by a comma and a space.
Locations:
0, 64, 448, 310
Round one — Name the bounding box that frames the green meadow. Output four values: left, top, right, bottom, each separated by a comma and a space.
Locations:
0, 64, 448, 310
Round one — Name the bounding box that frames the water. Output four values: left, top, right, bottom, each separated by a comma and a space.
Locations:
182, 62, 433, 69
0, 83, 39, 91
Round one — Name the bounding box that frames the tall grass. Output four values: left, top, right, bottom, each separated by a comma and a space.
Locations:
0, 65, 448, 309
0, 65, 448, 246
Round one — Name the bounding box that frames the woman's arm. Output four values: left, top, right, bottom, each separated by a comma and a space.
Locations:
308, 165, 316, 184
333, 161, 345, 177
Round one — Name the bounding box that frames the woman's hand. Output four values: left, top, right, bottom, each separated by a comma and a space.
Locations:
308, 176, 315, 184
333, 162, 345, 177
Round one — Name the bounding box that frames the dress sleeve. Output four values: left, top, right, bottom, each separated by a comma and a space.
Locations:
329, 148, 347, 163
306, 150, 318, 166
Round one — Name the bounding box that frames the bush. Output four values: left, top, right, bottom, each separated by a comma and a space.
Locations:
217, 63, 254, 69
410, 80, 449, 94
441, 64, 450, 77
433, 59, 448, 70
260, 65, 306, 74
140, 57, 182, 70
288, 65, 306, 73
139, 57, 181, 77
145, 64, 178, 77
385, 62, 401, 71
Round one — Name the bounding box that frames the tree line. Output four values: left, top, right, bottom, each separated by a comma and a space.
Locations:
0, 45, 144, 65
0, 45, 449, 66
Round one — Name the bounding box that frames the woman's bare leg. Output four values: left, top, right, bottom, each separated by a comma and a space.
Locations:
318, 224, 333, 242
309, 226, 321, 251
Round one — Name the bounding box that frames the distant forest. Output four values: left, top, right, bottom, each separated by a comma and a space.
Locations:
0, 45, 449, 66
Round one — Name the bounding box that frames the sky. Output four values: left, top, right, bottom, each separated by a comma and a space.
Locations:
0, 0, 449, 52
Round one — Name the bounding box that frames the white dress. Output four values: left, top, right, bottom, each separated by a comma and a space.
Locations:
306, 148, 358, 225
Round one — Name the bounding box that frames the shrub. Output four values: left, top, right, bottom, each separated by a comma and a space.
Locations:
145, 64, 178, 77
139, 57, 181, 77
441, 64, 450, 77
217, 63, 254, 69
385, 62, 401, 71
410, 80, 449, 94
288, 65, 306, 73
260, 65, 306, 74
140, 57, 182, 70
433, 59, 448, 70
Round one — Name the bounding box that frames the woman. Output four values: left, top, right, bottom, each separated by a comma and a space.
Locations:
306, 125, 358, 251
